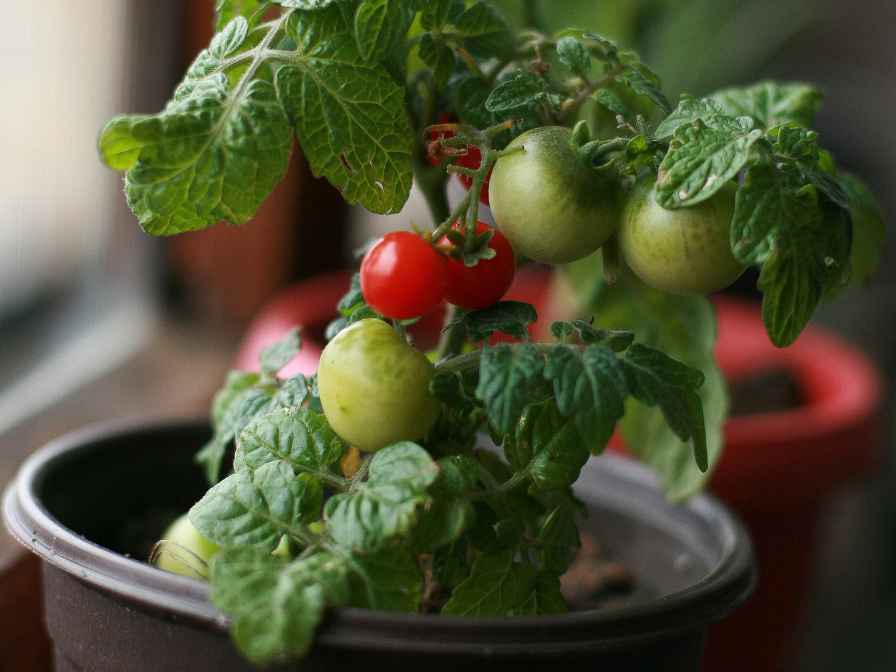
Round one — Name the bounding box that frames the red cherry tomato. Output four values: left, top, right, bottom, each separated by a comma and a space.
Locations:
361, 232, 447, 319
456, 145, 492, 207
439, 222, 515, 310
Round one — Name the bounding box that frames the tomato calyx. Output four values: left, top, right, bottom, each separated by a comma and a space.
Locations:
438, 221, 497, 267
437, 222, 516, 310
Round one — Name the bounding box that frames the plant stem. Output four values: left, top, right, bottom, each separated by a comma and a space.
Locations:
431, 191, 472, 241
349, 455, 373, 492
470, 465, 533, 500
435, 305, 467, 362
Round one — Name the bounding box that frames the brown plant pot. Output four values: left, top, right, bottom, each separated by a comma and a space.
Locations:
4, 419, 753, 671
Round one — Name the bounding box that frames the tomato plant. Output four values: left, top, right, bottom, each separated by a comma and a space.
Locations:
489, 126, 619, 264
99, 2, 883, 665
619, 179, 744, 295
439, 222, 515, 309
317, 318, 440, 452
360, 232, 446, 319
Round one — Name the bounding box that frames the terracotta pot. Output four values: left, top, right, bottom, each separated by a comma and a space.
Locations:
233, 271, 882, 671
4, 420, 753, 671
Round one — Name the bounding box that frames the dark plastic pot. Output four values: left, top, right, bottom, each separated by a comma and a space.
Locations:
234, 271, 882, 671
4, 419, 754, 672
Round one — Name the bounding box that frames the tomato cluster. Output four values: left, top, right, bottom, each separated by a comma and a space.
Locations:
487, 126, 743, 295
323, 124, 746, 454
360, 224, 515, 318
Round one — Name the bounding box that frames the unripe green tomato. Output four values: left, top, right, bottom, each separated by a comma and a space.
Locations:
489, 126, 619, 264
318, 319, 440, 452
619, 179, 745, 294
155, 514, 219, 579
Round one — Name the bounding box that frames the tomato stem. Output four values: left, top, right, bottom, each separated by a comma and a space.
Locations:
435, 305, 467, 362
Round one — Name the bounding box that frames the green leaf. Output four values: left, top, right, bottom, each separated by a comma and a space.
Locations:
278, 8, 413, 214
456, 2, 515, 59
212, 371, 263, 428
618, 56, 671, 113
197, 371, 275, 484
519, 573, 568, 615
592, 88, 629, 117
275, 0, 344, 8
420, 0, 464, 30
543, 345, 628, 448
235, 407, 346, 480
97, 115, 153, 171
841, 173, 885, 285
452, 301, 537, 342
447, 73, 500, 128
475, 344, 547, 435
190, 461, 322, 550
515, 401, 590, 490
556, 36, 591, 75
413, 455, 479, 551
730, 164, 791, 264
419, 33, 456, 86
711, 81, 822, 130
591, 275, 727, 500
327, 273, 380, 339
348, 548, 423, 611
732, 164, 852, 346
215, 0, 269, 31
271, 374, 312, 409
259, 328, 302, 377
536, 500, 580, 574
485, 71, 548, 113
622, 344, 707, 471
550, 320, 634, 351
442, 550, 539, 616
654, 95, 726, 140
325, 442, 439, 552
657, 118, 763, 208
759, 200, 851, 346
101, 18, 294, 235
210, 548, 351, 665
769, 125, 849, 209
433, 540, 470, 589
354, 0, 416, 62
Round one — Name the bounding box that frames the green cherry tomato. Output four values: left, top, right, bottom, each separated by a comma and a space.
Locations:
317, 319, 440, 452
489, 126, 619, 264
619, 179, 745, 294
155, 514, 219, 579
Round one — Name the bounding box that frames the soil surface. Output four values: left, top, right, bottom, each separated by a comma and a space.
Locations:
729, 368, 803, 416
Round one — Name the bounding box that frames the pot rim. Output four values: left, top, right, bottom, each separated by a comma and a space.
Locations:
4, 417, 755, 655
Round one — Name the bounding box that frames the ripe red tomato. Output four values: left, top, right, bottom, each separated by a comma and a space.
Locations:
439, 222, 515, 310
361, 232, 447, 319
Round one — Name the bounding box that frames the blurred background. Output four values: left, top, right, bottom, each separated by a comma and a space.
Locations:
0, 1, 892, 670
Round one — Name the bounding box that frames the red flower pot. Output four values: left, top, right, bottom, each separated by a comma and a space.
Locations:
235, 272, 882, 671
698, 298, 882, 672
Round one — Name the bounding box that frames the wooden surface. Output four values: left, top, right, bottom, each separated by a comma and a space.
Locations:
0, 319, 236, 670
